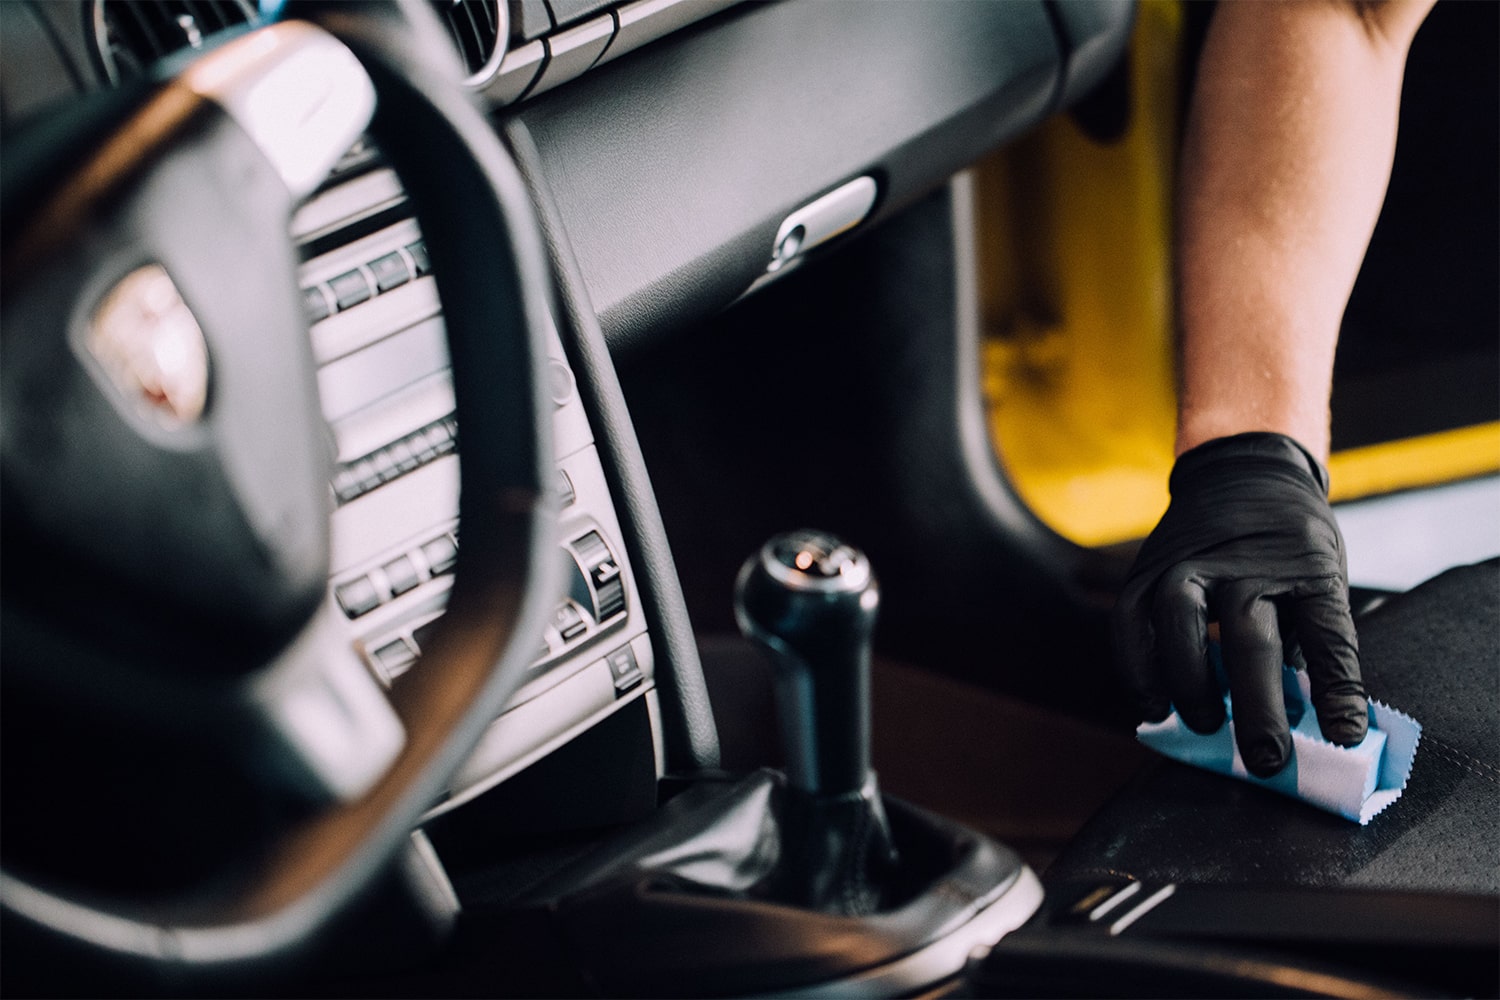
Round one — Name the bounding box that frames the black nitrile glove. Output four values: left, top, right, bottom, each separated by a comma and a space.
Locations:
1113, 432, 1368, 777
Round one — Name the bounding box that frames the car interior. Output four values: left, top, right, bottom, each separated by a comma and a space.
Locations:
2, 0, 1497, 997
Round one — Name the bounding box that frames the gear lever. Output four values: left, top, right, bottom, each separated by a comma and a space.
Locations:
517, 530, 1038, 991
734, 529, 879, 798
735, 529, 896, 913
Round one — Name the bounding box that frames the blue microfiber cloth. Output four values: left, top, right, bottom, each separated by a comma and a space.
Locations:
1137, 645, 1421, 824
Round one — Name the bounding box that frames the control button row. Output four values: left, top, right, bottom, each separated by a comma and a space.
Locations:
365, 606, 641, 705
302, 239, 431, 323
332, 413, 458, 505
335, 527, 460, 620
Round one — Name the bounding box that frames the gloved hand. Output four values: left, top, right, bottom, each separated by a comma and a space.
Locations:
1113, 432, 1367, 777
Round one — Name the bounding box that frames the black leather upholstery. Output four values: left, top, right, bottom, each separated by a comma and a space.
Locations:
518, 771, 1027, 997
1047, 559, 1499, 894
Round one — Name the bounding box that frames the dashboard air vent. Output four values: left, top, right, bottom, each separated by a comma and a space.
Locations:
431, 0, 506, 79
95, 0, 260, 82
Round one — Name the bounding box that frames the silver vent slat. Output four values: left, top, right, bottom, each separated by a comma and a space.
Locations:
95, 0, 260, 83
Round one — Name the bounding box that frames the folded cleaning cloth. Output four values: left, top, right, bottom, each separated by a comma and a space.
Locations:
1137, 645, 1421, 825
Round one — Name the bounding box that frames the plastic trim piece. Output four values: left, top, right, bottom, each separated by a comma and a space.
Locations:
530, 13, 613, 98
480, 37, 544, 105
596, 0, 738, 68
503, 120, 722, 772
468, 0, 738, 106
767, 176, 878, 273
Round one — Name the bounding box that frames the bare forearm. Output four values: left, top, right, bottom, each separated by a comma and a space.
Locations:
1175, 0, 1434, 460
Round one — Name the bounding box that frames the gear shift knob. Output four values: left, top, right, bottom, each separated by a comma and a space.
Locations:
734, 530, 878, 798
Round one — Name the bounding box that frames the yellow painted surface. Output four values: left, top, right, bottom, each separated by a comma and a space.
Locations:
977, 4, 1499, 546
1328, 423, 1500, 502
977, 1, 1182, 548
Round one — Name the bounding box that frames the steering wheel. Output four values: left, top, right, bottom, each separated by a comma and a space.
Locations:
0, 0, 558, 973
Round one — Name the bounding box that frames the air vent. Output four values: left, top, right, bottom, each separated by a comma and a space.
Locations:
94, 0, 260, 83
431, 0, 507, 80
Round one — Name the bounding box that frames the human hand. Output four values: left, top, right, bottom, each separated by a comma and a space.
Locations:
1113, 432, 1367, 777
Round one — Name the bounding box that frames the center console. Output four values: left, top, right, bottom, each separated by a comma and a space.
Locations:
287, 158, 1052, 986
295, 145, 661, 824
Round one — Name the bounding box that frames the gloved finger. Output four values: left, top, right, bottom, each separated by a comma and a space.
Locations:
1291, 586, 1367, 747
1153, 564, 1223, 733
1112, 573, 1170, 722
1217, 583, 1292, 778
1278, 610, 1307, 671
1276, 606, 1307, 726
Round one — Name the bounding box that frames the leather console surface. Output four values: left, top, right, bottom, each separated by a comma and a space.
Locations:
521, 771, 1025, 997
1046, 559, 1499, 894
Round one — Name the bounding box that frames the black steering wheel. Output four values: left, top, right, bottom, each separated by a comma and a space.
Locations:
0, 0, 557, 974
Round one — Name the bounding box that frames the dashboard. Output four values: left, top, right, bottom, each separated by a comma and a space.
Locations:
0, 0, 1136, 989
5, 5, 1499, 997
76, 0, 1128, 811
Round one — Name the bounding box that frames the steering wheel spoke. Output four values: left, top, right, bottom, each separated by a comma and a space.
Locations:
248, 597, 405, 802
2, 23, 383, 671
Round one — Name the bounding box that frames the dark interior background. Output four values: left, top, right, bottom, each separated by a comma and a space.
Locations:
1332, 0, 1500, 450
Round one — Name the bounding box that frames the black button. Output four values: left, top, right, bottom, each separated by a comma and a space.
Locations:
383, 555, 421, 597
410, 432, 438, 463
351, 458, 382, 492
589, 557, 620, 590
405, 240, 431, 276
370, 448, 398, 481
572, 531, 610, 565
336, 576, 380, 618
605, 645, 644, 693
329, 269, 372, 310
371, 638, 418, 679
395, 439, 424, 473
332, 467, 361, 501
594, 578, 625, 620
368, 251, 411, 293
303, 285, 332, 322
424, 419, 454, 455
422, 534, 458, 575
554, 603, 587, 641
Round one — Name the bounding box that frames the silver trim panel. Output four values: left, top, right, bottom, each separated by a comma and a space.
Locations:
531, 14, 616, 97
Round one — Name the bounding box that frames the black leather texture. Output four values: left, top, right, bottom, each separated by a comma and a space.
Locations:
522, 771, 1024, 997
1050, 559, 1499, 894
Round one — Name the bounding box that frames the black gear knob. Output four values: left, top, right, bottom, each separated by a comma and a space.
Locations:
735, 530, 878, 798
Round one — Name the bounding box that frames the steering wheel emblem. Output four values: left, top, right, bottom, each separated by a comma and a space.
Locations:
88, 264, 209, 428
